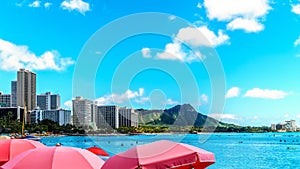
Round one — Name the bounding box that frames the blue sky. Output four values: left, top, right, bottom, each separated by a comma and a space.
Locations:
0, 0, 300, 126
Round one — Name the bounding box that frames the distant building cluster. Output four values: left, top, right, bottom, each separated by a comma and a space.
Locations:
271, 120, 297, 132
0, 68, 139, 132
72, 96, 138, 131
0, 69, 71, 126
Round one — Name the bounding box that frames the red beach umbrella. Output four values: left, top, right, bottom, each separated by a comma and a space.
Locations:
0, 146, 105, 169
0, 139, 45, 166
87, 146, 109, 156
101, 140, 215, 169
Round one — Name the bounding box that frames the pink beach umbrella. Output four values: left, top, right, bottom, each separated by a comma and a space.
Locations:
0, 139, 45, 166
101, 140, 215, 169
0, 146, 105, 169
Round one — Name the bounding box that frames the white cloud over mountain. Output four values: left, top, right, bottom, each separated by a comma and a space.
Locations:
95, 88, 179, 107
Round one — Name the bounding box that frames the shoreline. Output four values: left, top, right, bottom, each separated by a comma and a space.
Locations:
30, 131, 300, 137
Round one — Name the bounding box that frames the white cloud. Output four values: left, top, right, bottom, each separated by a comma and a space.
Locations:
227, 18, 264, 32
168, 15, 176, 21
29, 1, 41, 8
200, 94, 208, 103
164, 98, 179, 105
44, 2, 52, 8
226, 87, 240, 98
292, 4, 300, 15
210, 113, 238, 120
204, 0, 271, 32
197, 2, 202, 9
95, 88, 145, 105
0, 39, 74, 71
156, 43, 203, 63
95, 51, 102, 55
155, 26, 228, 63
156, 42, 187, 62
196, 94, 209, 106
95, 88, 179, 106
64, 100, 73, 109
134, 97, 150, 104
61, 0, 90, 15
253, 115, 259, 120
244, 88, 290, 99
141, 48, 151, 58
284, 114, 289, 118
296, 114, 300, 119
294, 36, 300, 46
176, 26, 229, 47
204, 0, 271, 21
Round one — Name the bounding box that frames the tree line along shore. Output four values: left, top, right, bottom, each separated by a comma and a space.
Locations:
0, 112, 272, 135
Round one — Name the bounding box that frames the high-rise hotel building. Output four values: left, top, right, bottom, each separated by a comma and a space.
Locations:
17, 69, 36, 111
72, 96, 95, 130
72, 96, 138, 131
96, 105, 138, 129
37, 92, 60, 110
96, 105, 119, 129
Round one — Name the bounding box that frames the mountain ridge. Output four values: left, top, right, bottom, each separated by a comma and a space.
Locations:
137, 103, 223, 127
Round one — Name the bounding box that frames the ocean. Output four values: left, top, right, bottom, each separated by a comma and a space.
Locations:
40, 133, 300, 169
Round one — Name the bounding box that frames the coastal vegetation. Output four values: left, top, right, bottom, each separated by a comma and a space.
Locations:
0, 106, 271, 135
0, 112, 85, 134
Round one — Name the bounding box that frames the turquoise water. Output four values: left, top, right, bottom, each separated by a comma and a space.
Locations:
40, 133, 300, 169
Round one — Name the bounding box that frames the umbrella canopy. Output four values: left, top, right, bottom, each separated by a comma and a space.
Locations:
0, 146, 105, 169
87, 146, 109, 156
0, 139, 45, 166
101, 140, 215, 169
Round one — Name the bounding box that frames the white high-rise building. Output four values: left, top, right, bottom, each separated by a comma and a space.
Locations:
17, 69, 36, 111
72, 96, 95, 130
285, 120, 297, 132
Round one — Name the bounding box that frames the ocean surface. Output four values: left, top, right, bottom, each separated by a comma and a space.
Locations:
40, 133, 300, 169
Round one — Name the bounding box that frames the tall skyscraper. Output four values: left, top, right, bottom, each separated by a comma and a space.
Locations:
11, 81, 17, 107
37, 92, 60, 110
17, 68, 36, 111
72, 96, 95, 130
